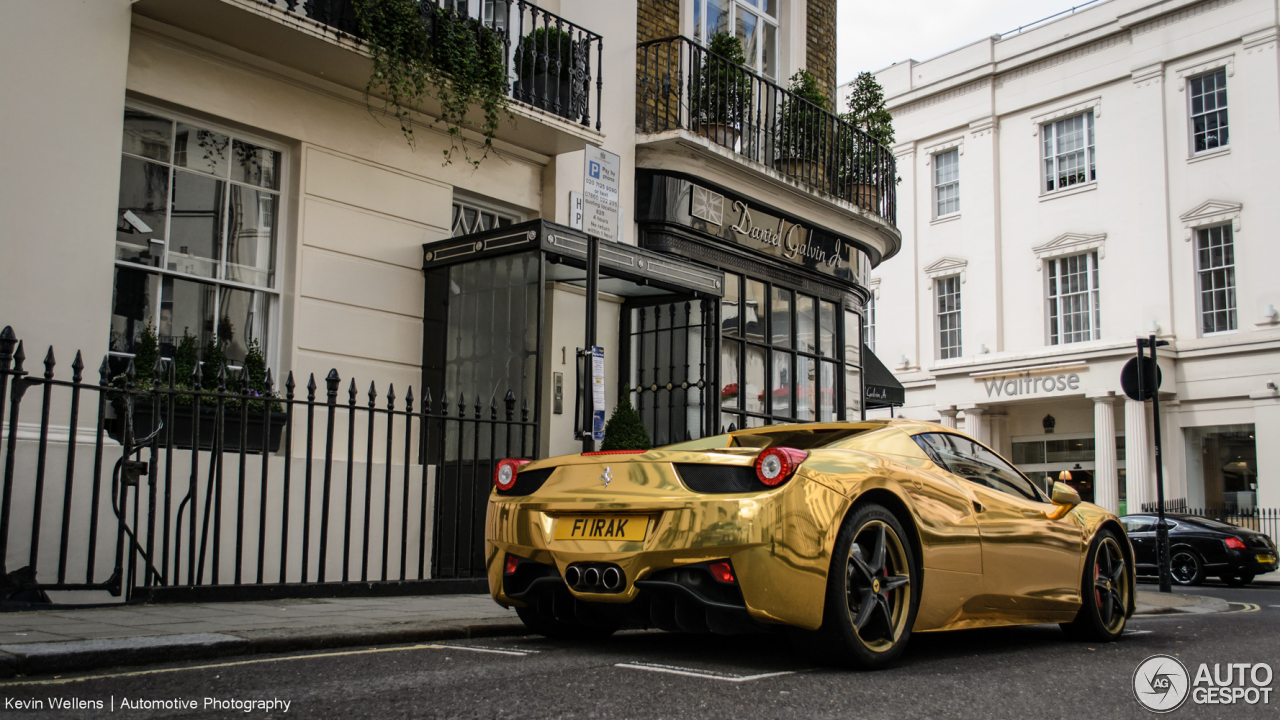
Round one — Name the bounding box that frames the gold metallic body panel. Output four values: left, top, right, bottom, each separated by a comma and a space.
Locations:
485, 420, 1136, 635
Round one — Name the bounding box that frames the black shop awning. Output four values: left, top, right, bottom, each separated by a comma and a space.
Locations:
863, 345, 905, 409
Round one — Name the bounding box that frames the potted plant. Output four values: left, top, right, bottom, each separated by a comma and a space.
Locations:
774, 69, 830, 181
690, 32, 754, 148
514, 25, 583, 121
599, 398, 651, 451
107, 328, 286, 454
835, 71, 897, 212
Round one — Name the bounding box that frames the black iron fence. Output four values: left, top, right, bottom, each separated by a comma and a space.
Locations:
0, 326, 534, 604
282, 0, 603, 130
636, 35, 897, 224
1140, 499, 1279, 540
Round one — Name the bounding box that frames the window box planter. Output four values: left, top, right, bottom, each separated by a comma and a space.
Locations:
107, 397, 286, 454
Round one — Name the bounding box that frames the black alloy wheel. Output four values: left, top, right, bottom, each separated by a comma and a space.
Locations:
803, 503, 918, 669
1170, 550, 1205, 586
1063, 529, 1130, 642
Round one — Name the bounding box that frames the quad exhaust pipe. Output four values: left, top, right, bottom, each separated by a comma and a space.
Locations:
582, 566, 600, 586
564, 565, 581, 586
602, 566, 622, 590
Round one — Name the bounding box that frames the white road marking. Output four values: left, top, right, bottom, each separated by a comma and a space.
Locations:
615, 662, 802, 682
0, 643, 526, 687
1124, 630, 1154, 635
1269, 605, 1280, 608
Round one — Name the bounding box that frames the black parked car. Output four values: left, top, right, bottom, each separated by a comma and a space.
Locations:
1120, 514, 1278, 586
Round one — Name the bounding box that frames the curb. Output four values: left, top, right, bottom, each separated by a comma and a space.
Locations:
0, 621, 530, 680
1132, 592, 1231, 616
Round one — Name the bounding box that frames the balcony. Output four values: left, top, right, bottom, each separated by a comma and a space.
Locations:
132, 0, 604, 155
636, 36, 898, 230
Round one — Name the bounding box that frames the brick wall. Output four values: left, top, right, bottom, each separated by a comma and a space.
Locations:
806, 0, 838, 108
638, 0, 679, 44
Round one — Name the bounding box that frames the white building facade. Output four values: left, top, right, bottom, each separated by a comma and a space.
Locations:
855, 0, 1280, 514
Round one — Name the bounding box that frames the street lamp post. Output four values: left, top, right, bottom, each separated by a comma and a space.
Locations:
1137, 335, 1173, 593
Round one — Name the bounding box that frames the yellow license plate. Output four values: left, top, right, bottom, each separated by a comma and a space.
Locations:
555, 515, 647, 542
1258, 554, 1276, 564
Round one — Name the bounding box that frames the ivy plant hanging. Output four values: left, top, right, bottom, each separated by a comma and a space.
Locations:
353, 0, 511, 167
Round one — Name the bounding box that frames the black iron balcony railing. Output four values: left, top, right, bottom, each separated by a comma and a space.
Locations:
637, 36, 896, 225
267, 0, 602, 130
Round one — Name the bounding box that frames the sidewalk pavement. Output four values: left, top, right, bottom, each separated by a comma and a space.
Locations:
0, 589, 1229, 678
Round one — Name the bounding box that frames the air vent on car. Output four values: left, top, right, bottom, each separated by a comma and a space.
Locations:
674, 464, 761, 493
497, 467, 554, 496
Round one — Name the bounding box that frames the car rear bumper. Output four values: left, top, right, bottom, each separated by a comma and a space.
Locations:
484, 474, 851, 631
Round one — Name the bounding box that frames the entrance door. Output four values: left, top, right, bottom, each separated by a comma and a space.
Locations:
622, 298, 714, 446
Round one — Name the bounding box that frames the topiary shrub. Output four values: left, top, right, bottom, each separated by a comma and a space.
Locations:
600, 398, 652, 451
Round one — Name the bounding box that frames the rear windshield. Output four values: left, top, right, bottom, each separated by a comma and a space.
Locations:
663, 428, 872, 452
1180, 516, 1240, 531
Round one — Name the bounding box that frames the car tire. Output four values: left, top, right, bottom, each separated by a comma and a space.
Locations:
800, 502, 919, 670
515, 597, 618, 641
1062, 528, 1130, 642
1169, 549, 1205, 586
1222, 574, 1255, 587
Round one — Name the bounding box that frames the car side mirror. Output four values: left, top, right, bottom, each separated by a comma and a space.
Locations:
1051, 481, 1081, 507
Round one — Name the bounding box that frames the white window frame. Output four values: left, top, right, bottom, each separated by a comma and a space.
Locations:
933, 148, 960, 218
862, 290, 876, 354
1187, 68, 1229, 156
1195, 224, 1237, 336
936, 275, 962, 360
1041, 111, 1096, 194
1045, 251, 1101, 346
113, 100, 289, 371
692, 0, 781, 79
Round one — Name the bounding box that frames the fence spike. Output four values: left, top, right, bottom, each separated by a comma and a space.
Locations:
285, 370, 295, 399
458, 392, 466, 418
521, 398, 529, 422
348, 378, 357, 404
474, 394, 482, 419
325, 369, 340, 400
12, 340, 24, 374
217, 362, 228, 392
264, 368, 275, 393
192, 359, 203, 390
405, 386, 414, 412
0, 326, 15, 363
386, 383, 396, 410
367, 380, 377, 407
43, 346, 56, 379
71, 351, 84, 384
98, 355, 110, 386
441, 392, 450, 416
306, 373, 317, 400
504, 390, 515, 421
124, 356, 136, 387
153, 355, 165, 387
423, 387, 433, 414
490, 396, 497, 420
241, 367, 253, 395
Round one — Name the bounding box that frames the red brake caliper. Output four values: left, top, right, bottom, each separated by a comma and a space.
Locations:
1094, 560, 1102, 607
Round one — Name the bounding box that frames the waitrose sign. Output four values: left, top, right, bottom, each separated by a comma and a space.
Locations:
981, 371, 1081, 398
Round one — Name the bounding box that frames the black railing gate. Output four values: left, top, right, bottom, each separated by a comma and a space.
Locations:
0, 326, 533, 603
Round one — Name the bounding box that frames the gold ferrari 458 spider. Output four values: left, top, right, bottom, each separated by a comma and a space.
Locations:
485, 419, 1135, 668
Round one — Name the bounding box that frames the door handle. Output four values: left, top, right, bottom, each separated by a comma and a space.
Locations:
972, 500, 985, 514
1022, 509, 1047, 518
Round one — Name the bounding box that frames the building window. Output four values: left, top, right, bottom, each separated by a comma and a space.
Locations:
111, 106, 283, 371
936, 276, 962, 359
719, 274, 842, 431
1196, 224, 1236, 334
934, 148, 959, 217
1042, 112, 1095, 192
1189, 69, 1228, 153
863, 293, 876, 354
1046, 252, 1101, 345
451, 200, 516, 237
693, 0, 779, 79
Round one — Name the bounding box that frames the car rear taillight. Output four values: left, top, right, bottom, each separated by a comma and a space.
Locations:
709, 560, 736, 584
1225, 537, 1247, 550
754, 447, 809, 487
494, 458, 532, 491
582, 450, 647, 456
504, 554, 520, 575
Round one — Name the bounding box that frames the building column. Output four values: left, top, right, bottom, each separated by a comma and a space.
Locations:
988, 412, 1007, 457
1252, 391, 1280, 509
1092, 394, 1119, 514
937, 406, 958, 429
961, 406, 987, 445
1124, 397, 1151, 512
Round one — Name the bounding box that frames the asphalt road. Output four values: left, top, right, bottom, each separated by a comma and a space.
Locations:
4, 583, 1280, 720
